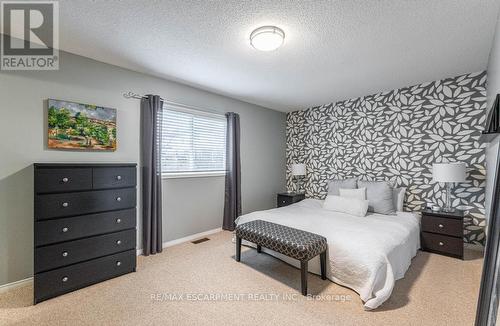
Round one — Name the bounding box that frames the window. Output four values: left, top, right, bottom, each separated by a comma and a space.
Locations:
161, 105, 226, 177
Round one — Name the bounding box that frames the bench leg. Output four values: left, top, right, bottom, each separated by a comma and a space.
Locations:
320, 251, 327, 280
256, 244, 262, 253
235, 236, 242, 262
301, 260, 308, 296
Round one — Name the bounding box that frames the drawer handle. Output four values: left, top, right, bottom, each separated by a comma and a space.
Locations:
62, 202, 69, 208
116, 240, 122, 245
62, 251, 68, 257
62, 227, 69, 233
62, 177, 69, 183
62, 276, 69, 282
116, 197, 122, 202
438, 224, 444, 228
116, 175, 122, 180
439, 241, 444, 246
282, 200, 286, 203
116, 261, 122, 266
116, 218, 122, 224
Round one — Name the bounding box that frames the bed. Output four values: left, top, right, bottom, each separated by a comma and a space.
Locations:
235, 198, 420, 310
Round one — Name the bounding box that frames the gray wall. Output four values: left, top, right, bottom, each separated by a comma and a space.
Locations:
488, 11, 500, 109
485, 11, 500, 222
0, 52, 286, 286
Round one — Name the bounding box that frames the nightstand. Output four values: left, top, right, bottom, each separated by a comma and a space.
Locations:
421, 209, 464, 259
277, 192, 305, 207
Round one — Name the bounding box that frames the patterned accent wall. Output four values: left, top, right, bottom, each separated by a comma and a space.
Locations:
286, 71, 487, 245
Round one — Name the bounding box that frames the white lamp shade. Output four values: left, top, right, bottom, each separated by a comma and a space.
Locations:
432, 162, 466, 182
291, 163, 306, 176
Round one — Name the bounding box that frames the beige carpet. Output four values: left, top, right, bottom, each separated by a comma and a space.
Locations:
0, 231, 484, 326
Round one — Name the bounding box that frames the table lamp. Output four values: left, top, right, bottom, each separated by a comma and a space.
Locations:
432, 162, 466, 212
291, 163, 306, 193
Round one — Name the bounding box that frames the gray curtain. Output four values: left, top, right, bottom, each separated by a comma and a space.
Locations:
223, 112, 241, 231
140, 95, 163, 255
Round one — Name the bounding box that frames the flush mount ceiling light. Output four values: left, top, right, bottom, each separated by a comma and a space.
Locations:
250, 26, 285, 51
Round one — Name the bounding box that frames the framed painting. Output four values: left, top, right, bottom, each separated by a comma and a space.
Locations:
47, 99, 117, 151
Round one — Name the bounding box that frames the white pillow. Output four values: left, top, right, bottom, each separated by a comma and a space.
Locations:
393, 187, 406, 211
323, 195, 369, 217
339, 187, 366, 200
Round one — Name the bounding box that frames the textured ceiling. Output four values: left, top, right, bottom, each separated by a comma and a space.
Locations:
57, 0, 500, 112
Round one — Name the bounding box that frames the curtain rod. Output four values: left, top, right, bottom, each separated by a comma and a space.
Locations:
123, 91, 224, 116
123, 91, 162, 101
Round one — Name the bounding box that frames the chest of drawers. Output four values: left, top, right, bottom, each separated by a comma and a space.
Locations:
34, 163, 137, 304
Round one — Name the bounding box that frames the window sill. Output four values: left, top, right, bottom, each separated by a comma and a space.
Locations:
162, 171, 226, 179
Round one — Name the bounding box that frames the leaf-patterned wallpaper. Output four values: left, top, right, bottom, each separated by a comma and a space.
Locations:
286, 71, 487, 245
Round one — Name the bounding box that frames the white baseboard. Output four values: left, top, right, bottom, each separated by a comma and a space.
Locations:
0, 228, 224, 290
0, 232, 483, 294
136, 227, 222, 256
0, 277, 33, 294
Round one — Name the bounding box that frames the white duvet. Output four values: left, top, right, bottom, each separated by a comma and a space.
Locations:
235, 199, 420, 310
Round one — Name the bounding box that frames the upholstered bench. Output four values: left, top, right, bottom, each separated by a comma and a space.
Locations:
235, 220, 328, 295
